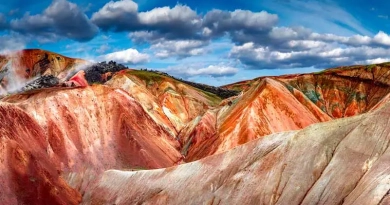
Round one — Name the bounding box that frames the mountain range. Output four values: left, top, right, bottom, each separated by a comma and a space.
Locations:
1, 49, 390, 204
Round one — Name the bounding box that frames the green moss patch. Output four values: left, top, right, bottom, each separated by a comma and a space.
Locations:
128, 70, 164, 85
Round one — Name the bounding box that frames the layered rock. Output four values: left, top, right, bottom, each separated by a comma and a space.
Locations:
278, 66, 390, 118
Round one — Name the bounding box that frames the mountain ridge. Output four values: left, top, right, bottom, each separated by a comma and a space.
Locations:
2, 49, 390, 204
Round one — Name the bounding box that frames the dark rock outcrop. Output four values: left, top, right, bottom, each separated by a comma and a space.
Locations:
22, 75, 60, 92
83, 61, 128, 84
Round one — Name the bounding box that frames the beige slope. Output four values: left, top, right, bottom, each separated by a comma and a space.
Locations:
84, 101, 390, 205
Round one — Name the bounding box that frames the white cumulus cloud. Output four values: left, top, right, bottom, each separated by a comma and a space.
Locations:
166, 64, 238, 78
99, 48, 149, 64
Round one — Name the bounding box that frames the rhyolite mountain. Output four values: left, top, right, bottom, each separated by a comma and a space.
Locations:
1, 49, 390, 204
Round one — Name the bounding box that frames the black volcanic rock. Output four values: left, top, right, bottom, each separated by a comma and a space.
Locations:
84, 61, 128, 84
22, 75, 60, 92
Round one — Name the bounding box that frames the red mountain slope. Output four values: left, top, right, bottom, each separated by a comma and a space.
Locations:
0, 104, 81, 205
3, 85, 183, 172
1, 85, 184, 203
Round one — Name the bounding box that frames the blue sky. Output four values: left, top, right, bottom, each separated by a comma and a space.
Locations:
0, 0, 390, 85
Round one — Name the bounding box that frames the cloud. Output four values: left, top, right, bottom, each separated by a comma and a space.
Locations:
10, 0, 98, 41
121, 4, 279, 59
229, 24, 390, 50
229, 42, 390, 69
166, 64, 239, 78
91, 0, 139, 31
129, 31, 160, 43
224, 23, 390, 70
92, 1, 201, 39
362, 58, 390, 64
151, 40, 208, 59
120, 2, 390, 64
93, 1, 212, 58
308, 31, 390, 48
99, 48, 149, 64
372, 31, 390, 46
109, 0, 390, 68
203, 9, 278, 37
0, 33, 26, 54
96, 44, 110, 54
127, 8, 278, 43
94, 0, 280, 59
138, 5, 200, 32
3, 0, 390, 73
